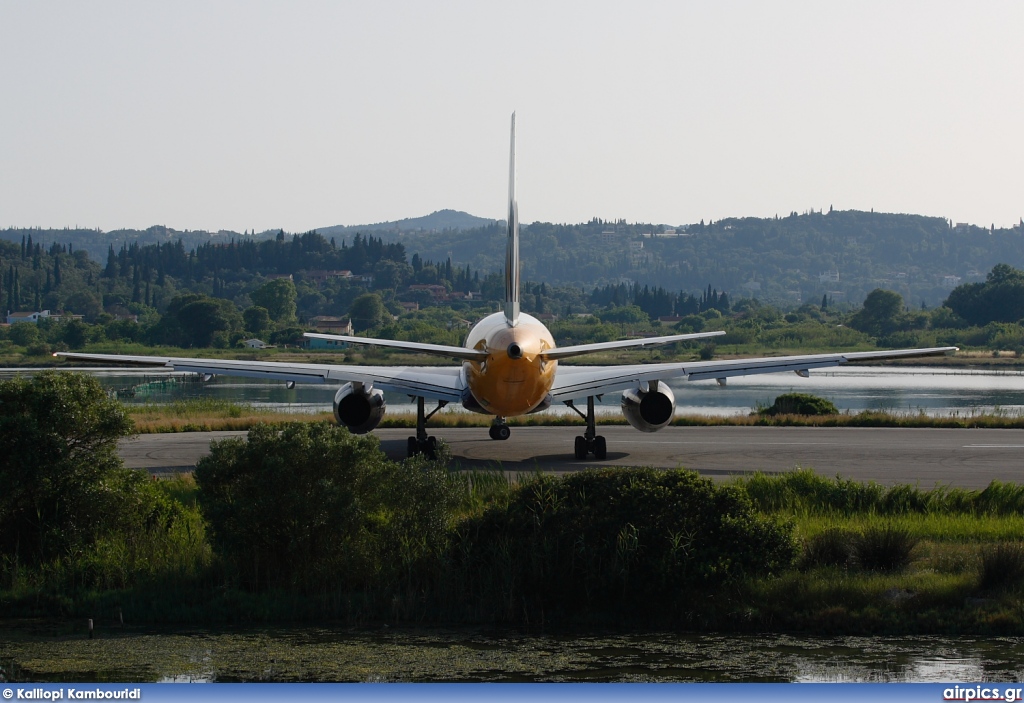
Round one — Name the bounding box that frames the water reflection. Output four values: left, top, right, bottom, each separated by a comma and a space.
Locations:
9, 365, 1023, 418
4, 628, 1024, 683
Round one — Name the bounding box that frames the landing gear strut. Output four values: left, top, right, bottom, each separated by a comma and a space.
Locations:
488, 417, 511, 440
565, 396, 607, 460
407, 396, 447, 459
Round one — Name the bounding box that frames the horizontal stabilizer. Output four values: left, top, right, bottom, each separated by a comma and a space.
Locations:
541, 330, 725, 361
303, 333, 490, 361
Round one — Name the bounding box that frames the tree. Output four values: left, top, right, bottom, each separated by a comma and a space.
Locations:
849, 289, 904, 336
155, 293, 242, 347
945, 265, 1024, 326
60, 320, 90, 350
243, 306, 272, 337
373, 259, 413, 290
349, 293, 389, 332
0, 372, 134, 564
250, 279, 297, 324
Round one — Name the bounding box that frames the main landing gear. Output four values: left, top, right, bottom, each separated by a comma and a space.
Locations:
565, 396, 607, 460
488, 417, 511, 441
407, 396, 447, 459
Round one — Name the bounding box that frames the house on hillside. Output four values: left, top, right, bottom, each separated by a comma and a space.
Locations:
309, 316, 354, 335
7, 310, 51, 324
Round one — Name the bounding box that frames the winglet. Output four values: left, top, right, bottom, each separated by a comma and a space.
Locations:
504, 112, 520, 327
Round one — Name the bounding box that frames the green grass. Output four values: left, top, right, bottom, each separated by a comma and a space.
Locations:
7, 457, 1024, 632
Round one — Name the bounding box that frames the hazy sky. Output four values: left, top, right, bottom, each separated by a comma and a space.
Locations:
2, 1, 1022, 233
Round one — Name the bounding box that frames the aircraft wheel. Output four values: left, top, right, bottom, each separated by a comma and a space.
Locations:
488, 425, 498, 440
574, 436, 587, 460
424, 436, 438, 460
593, 435, 607, 461
407, 437, 419, 458
495, 424, 511, 441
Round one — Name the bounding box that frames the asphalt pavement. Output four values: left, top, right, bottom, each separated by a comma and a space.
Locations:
117, 425, 1024, 488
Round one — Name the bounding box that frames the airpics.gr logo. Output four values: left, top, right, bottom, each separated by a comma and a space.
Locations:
944, 686, 1024, 702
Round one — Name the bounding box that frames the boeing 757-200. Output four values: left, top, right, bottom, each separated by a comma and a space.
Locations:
57, 114, 958, 460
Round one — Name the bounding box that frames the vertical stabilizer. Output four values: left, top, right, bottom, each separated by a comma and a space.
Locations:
504, 112, 520, 327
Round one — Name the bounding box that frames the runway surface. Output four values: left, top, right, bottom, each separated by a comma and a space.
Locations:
117, 425, 1024, 488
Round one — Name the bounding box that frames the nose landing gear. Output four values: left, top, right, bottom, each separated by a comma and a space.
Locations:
488, 418, 511, 440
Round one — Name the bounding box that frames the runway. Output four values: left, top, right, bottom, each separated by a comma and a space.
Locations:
117, 425, 1024, 488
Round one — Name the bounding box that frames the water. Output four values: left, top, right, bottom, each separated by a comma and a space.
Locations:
11, 365, 1024, 419
2, 625, 1023, 682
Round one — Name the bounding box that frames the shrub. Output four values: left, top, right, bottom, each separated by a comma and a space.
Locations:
852, 525, 919, 572
978, 542, 1024, 592
195, 422, 461, 593
800, 528, 856, 569
448, 468, 797, 622
760, 393, 838, 416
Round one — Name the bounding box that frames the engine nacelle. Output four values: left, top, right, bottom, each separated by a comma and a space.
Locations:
621, 380, 675, 432
333, 383, 386, 434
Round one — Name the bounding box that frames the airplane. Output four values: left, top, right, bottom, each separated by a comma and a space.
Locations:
57, 114, 958, 460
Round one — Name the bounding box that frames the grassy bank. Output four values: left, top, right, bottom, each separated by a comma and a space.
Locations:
124, 398, 1024, 433
4, 457, 1024, 634
128, 398, 332, 433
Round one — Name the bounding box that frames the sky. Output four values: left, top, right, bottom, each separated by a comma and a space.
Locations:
2, 1, 1022, 233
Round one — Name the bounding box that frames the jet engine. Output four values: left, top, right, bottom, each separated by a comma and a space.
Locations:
333, 383, 386, 434
621, 380, 675, 432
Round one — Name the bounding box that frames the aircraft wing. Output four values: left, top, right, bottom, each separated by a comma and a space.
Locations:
540, 331, 725, 361
303, 333, 489, 361
550, 346, 958, 400
54, 352, 465, 402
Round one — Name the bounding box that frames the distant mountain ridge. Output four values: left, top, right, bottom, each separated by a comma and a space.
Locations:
1, 210, 497, 263
316, 210, 497, 237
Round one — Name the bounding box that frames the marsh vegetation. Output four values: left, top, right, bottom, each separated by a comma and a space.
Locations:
3, 373, 1024, 634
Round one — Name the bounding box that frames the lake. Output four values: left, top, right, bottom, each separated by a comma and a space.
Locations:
19, 365, 1024, 418
2, 624, 1022, 682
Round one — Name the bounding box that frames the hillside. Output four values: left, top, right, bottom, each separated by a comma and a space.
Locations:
5, 210, 1024, 306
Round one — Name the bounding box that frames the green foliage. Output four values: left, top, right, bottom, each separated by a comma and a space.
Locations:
348, 293, 389, 332
800, 528, 856, 569
946, 265, 1024, 327
852, 525, 919, 573
0, 372, 134, 566
449, 469, 797, 621
151, 293, 243, 348
739, 470, 1024, 517
194, 422, 460, 593
242, 306, 272, 337
978, 542, 1024, 592
849, 289, 904, 336
760, 393, 839, 416
250, 279, 297, 323
8, 322, 39, 346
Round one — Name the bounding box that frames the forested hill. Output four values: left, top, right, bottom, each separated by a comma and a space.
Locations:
5, 209, 1024, 306
316, 209, 496, 237
0, 210, 495, 267
382, 211, 1024, 307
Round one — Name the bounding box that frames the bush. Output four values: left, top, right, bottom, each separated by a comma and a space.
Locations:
978, 542, 1024, 592
195, 422, 461, 593
800, 528, 856, 569
852, 525, 919, 572
448, 468, 797, 622
760, 393, 838, 416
